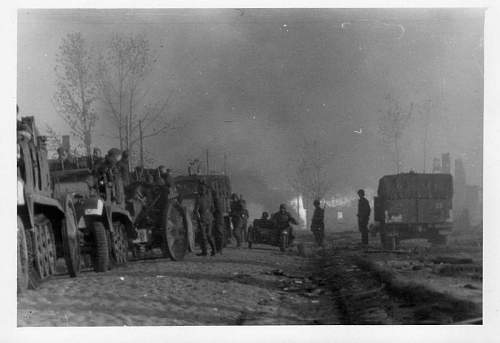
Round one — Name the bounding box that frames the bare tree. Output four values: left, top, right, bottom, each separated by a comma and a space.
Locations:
53, 33, 99, 156
378, 94, 414, 173
98, 33, 180, 165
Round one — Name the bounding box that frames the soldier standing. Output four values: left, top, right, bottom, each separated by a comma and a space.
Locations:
118, 150, 130, 187
212, 189, 225, 254
194, 182, 216, 256
230, 193, 243, 247
357, 189, 371, 246
311, 199, 325, 246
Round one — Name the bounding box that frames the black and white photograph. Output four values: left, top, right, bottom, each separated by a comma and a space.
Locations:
5, 1, 500, 341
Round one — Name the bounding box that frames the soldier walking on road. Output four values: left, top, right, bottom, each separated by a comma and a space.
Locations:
357, 189, 371, 246
212, 189, 225, 254
230, 193, 244, 247
194, 181, 216, 256
311, 199, 325, 246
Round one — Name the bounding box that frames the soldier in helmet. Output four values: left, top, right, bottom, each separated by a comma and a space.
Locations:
311, 199, 325, 246
229, 193, 243, 247
117, 150, 130, 187
194, 180, 216, 256
94, 148, 124, 205
211, 188, 225, 254
357, 189, 371, 246
271, 204, 298, 242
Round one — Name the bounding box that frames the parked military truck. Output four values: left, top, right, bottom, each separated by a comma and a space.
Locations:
49, 152, 135, 272
174, 174, 233, 248
373, 172, 453, 250
17, 117, 79, 291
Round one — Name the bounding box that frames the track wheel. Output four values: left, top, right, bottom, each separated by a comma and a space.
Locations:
112, 221, 129, 265
33, 214, 57, 280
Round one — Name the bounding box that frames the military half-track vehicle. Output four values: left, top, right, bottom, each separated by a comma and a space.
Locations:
49, 153, 135, 272
374, 172, 454, 250
17, 117, 79, 291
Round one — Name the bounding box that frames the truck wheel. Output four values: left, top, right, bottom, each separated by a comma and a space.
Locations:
33, 214, 57, 279
162, 202, 188, 261
17, 217, 29, 293
91, 221, 109, 272
112, 221, 129, 265
62, 197, 80, 277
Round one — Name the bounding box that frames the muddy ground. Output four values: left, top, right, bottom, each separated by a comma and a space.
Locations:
17, 230, 482, 326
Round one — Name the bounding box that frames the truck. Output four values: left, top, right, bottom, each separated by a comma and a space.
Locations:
174, 174, 233, 248
49, 150, 135, 272
17, 117, 79, 291
373, 172, 454, 250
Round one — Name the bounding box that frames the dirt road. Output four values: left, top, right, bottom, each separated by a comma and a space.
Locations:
18, 230, 482, 326
18, 240, 340, 326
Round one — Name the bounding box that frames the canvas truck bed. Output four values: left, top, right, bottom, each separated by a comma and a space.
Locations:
378, 173, 453, 200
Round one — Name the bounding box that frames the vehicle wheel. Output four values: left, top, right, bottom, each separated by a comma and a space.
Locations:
26, 230, 40, 289
33, 214, 57, 280
280, 232, 289, 252
91, 221, 109, 272
62, 197, 80, 277
162, 202, 188, 261
112, 221, 129, 265
17, 217, 29, 293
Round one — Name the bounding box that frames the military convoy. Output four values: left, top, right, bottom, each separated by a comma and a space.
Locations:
374, 172, 454, 250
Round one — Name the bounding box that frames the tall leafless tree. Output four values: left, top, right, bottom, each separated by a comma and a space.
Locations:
98, 33, 180, 165
378, 94, 414, 173
53, 33, 99, 156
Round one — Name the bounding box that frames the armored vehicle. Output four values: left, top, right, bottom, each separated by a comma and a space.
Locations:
49, 152, 135, 272
174, 174, 232, 248
17, 117, 79, 291
374, 172, 453, 249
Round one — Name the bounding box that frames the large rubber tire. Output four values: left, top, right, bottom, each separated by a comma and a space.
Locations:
62, 197, 80, 277
33, 214, 57, 280
111, 221, 129, 265
162, 202, 188, 261
91, 221, 109, 272
17, 217, 29, 293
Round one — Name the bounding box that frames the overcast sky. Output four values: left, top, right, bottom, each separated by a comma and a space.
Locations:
17, 8, 484, 205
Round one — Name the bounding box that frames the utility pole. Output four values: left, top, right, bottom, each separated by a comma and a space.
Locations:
139, 119, 144, 168
206, 148, 209, 175
223, 153, 227, 175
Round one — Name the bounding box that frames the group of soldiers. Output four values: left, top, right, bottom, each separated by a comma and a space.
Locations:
56, 146, 373, 250
193, 186, 249, 256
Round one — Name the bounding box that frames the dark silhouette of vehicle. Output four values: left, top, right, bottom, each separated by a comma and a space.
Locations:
247, 219, 293, 252
373, 172, 454, 250
17, 117, 79, 292
125, 176, 190, 261
49, 150, 135, 273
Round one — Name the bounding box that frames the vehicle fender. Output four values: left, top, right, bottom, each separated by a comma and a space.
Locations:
108, 204, 136, 239
25, 193, 65, 228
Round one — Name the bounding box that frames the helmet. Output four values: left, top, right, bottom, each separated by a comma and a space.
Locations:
313, 199, 320, 206
357, 189, 365, 196
279, 203, 286, 210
